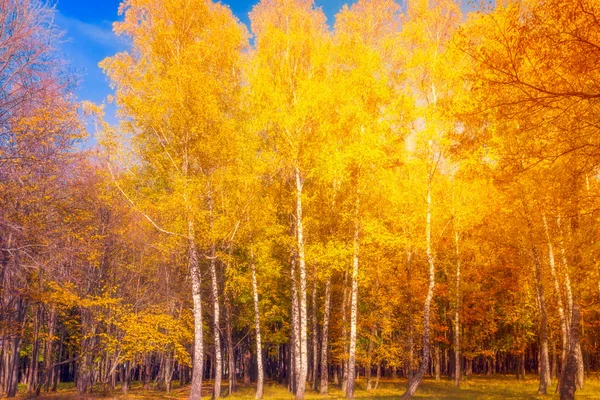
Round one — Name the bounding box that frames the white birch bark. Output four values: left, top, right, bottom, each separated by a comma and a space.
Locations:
320, 276, 331, 394
341, 271, 349, 392
557, 216, 584, 389
188, 219, 204, 400
251, 248, 264, 399
346, 195, 359, 399
311, 278, 318, 391
295, 167, 308, 399
401, 169, 435, 399
542, 214, 569, 369
291, 253, 301, 395
209, 243, 222, 399
531, 242, 551, 394
454, 228, 461, 388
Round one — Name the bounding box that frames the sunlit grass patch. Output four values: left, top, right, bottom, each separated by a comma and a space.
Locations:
16, 375, 600, 399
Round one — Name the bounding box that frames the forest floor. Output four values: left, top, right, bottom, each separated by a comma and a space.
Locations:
13, 375, 600, 399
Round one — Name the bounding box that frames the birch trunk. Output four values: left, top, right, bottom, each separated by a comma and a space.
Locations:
560, 304, 581, 400
401, 175, 435, 399
532, 243, 551, 395
225, 290, 236, 395
345, 195, 359, 399
557, 216, 584, 389
311, 278, 318, 391
251, 249, 264, 399
406, 248, 414, 386
188, 219, 204, 400
319, 276, 331, 394
542, 214, 569, 370
209, 243, 222, 399
341, 271, 348, 392
454, 229, 461, 388
295, 167, 308, 400
291, 253, 300, 394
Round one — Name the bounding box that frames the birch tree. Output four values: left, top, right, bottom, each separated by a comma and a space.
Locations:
100, 1, 247, 398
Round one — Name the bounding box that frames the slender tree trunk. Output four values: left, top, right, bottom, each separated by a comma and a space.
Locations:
560, 304, 581, 400
319, 276, 331, 394
454, 229, 461, 388
144, 354, 151, 390
295, 167, 308, 400
251, 248, 264, 399
52, 329, 64, 392
291, 254, 300, 394
122, 362, 131, 394
435, 344, 441, 381
6, 335, 22, 397
532, 243, 551, 394
346, 195, 359, 399
165, 351, 174, 393
209, 243, 222, 399
27, 307, 40, 393
405, 247, 414, 385
520, 352, 525, 380
243, 349, 251, 385
341, 271, 349, 391
543, 214, 569, 370
311, 278, 318, 392
188, 219, 204, 400
225, 291, 236, 395
557, 216, 584, 389
366, 337, 373, 391
551, 341, 558, 379
401, 173, 435, 399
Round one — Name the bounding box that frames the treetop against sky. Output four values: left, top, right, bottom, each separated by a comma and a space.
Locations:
55, 0, 480, 132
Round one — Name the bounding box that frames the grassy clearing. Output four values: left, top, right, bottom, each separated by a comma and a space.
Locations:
13, 375, 600, 399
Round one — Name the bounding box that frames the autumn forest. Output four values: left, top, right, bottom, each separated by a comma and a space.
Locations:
1, 0, 600, 399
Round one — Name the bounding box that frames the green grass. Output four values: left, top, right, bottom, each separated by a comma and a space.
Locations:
14, 375, 600, 399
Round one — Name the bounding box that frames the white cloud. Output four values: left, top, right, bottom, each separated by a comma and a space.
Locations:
54, 11, 127, 52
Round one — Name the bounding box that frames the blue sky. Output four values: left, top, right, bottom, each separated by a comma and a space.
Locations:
55, 0, 353, 129
54, 0, 478, 136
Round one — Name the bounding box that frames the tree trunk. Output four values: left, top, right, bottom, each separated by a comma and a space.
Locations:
27, 311, 40, 393
188, 219, 204, 400
144, 354, 151, 390
401, 172, 435, 399
209, 242, 222, 399
320, 276, 331, 394
295, 167, 308, 400
405, 247, 414, 386
122, 362, 131, 394
557, 216, 584, 389
532, 243, 551, 395
341, 271, 349, 392
243, 349, 251, 385
454, 229, 461, 388
225, 290, 236, 395
466, 358, 473, 378
346, 195, 359, 399
291, 253, 300, 394
251, 248, 264, 400
366, 336, 373, 391
435, 344, 441, 381
311, 277, 318, 392
560, 304, 581, 400
543, 214, 569, 371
